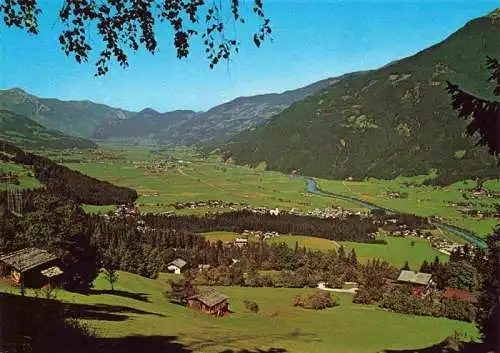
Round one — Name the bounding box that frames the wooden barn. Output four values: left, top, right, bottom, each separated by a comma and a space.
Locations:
397, 270, 434, 298
0, 248, 64, 288
187, 290, 230, 317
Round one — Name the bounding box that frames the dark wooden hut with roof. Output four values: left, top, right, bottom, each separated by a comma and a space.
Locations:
0, 248, 64, 288
187, 290, 230, 317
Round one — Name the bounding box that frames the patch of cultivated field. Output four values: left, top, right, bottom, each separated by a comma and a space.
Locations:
317, 177, 499, 238
201, 231, 240, 243
0, 271, 478, 353
63, 146, 366, 213
340, 236, 449, 269
81, 204, 117, 214
266, 235, 338, 252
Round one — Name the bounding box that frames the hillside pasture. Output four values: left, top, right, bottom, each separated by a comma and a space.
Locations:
0, 271, 478, 353
0, 161, 41, 190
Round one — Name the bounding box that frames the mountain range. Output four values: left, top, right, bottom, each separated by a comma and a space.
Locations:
91, 108, 198, 144
225, 10, 500, 185
0, 109, 96, 149
0, 76, 346, 147
0, 88, 133, 138
0, 10, 499, 184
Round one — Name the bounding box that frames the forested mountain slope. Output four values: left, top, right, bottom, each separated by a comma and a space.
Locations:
226, 12, 500, 185
0, 109, 96, 149
0, 88, 133, 138
91, 108, 197, 143
157, 74, 360, 147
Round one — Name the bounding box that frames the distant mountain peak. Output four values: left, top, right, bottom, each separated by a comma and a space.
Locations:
8, 87, 27, 94
139, 107, 160, 115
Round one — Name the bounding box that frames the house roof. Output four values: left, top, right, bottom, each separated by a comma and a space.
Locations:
444, 288, 476, 302
397, 270, 432, 285
189, 290, 229, 307
40, 266, 64, 278
0, 248, 58, 273
168, 258, 187, 269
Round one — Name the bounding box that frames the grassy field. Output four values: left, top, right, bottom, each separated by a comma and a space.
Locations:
202, 231, 240, 243
0, 161, 41, 190
1, 271, 478, 353
264, 234, 447, 269
266, 235, 338, 252
317, 177, 499, 238
57, 146, 367, 214
340, 236, 449, 269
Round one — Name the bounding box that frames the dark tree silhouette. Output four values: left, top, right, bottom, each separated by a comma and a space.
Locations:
476, 227, 500, 352
0, 0, 272, 76
447, 57, 500, 160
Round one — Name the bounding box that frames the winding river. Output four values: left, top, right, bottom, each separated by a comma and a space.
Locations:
302, 177, 488, 249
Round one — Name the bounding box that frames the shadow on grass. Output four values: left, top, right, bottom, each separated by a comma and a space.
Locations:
64, 302, 165, 321
383, 341, 488, 353
219, 349, 288, 353
94, 335, 192, 353
89, 289, 150, 302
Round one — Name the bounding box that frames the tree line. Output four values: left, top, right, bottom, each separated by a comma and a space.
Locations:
0, 140, 137, 204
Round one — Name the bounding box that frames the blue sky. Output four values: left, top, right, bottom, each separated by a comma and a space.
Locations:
0, 0, 498, 112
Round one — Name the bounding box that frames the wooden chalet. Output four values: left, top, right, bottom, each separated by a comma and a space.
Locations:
0, 248, 64, 288
397, 270, 434, 297
187, 290, 230, 317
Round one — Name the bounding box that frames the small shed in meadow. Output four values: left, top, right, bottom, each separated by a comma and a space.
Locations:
0, 248, 63, 288
187, 290, 229, 317
167, 258, 187, 274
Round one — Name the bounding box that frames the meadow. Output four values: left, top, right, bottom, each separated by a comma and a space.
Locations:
0, 161, 41, 190
339, 236, 448, 269
264, 234, 447, 269
316, 177, 499, 239
1, 271, 479, 353
58, 146, 366, 214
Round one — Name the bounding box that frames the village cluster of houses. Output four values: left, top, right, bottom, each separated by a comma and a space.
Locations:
165, 200, 363, 220
240, 230, 280, 241
171, 200, 242, 210
462, 187, 500, 199
102, 204, 141, 221
132, 159, 190, 173
288, 207, 363, 219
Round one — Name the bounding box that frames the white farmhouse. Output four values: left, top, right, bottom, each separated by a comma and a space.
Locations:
167, 258, 187, 274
